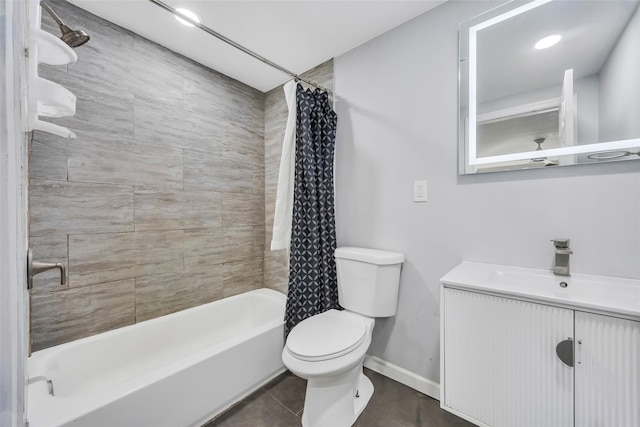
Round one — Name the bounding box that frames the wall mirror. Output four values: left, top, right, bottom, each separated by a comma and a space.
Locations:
459, 0, 640, 174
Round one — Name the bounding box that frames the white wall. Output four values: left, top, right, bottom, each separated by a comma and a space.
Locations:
599, 4, 640, 142
334, 0, 640, 387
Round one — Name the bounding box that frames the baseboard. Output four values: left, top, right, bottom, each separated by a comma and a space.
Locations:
363, 355, 440, 401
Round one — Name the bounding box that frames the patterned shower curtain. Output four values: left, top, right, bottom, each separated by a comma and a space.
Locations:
284, 84, 339, 336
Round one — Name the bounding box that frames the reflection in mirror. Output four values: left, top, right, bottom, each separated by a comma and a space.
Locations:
459, 0, 640, 174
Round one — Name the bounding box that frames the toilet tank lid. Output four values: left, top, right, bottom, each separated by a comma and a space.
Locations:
335, 247, 404, 265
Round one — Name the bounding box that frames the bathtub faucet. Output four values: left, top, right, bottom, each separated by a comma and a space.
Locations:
551, 238, 572, 276
27, 248, 66, 290
28, 376, 55, 396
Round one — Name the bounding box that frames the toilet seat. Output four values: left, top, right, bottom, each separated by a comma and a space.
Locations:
286, 310, 366, 362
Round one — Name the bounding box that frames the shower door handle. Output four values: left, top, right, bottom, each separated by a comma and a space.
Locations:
27, 248, 66, 290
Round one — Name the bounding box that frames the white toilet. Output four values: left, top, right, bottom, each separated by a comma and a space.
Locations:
282, 246, 404, 427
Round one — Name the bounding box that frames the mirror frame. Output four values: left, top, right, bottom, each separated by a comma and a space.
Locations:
460, 0, 640, 173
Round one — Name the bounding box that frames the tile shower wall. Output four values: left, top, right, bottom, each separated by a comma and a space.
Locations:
30, 0, 265, 351
263, 61, 334, 294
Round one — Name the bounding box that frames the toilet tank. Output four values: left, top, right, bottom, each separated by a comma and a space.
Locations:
335, 247, 404, 317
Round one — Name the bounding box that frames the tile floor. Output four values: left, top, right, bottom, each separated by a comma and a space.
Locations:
203, 368, 474, 427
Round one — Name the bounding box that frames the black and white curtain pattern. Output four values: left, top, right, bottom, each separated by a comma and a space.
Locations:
284, 84, 339, 337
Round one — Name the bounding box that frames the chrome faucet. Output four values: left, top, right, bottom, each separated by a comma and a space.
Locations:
26, 248, 66, 356
551, 238, 572, 276
28, 375, 55, 396
27, 248, 66, 290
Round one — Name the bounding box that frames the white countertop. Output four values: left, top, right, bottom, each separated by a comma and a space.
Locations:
441, 261, 640, 320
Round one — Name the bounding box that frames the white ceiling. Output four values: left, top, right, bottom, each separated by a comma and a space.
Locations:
67, 0, 444, 92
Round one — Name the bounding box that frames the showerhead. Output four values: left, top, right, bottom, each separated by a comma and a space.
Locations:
41, 2, 90, 48
59, 24, 90, 48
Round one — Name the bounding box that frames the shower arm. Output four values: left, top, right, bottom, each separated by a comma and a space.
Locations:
39, 1, 90, 48
40, 2, 66, 27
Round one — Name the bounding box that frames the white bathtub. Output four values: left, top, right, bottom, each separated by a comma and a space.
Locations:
27, 288, 287, 427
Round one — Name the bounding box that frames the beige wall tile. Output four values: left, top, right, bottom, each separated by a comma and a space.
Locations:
222, 192, 264, 227
264, 125, 285, 168
52, 79, 135, 137
30, 180, 134, 236
69, 230, 184, 287
254, 162, 265, 197
30, 131, 67, 182
183, 108, 225, 155
183, 149, 255, 193
131, 36, 184, 104
252, 96, 265, 138
263, 249, 289, 292
183, 61, 228, 118
135, 266, 223, 322
184, 226, 258, 271
134, 96, 188, 150
264, 126, 284, 197
223, 123, 264, 167
253, 226, 265, 255
59, 7, 135, 95
134, 190, 222, 231
68, 131, 183, 188
183, 227, 225, 270
31, 279, 135, 351
265, 191, 276, 229
223, 258, 263, 297
223, 226, 259, 261
221, 79, 262, 133
268, 282, 288, 295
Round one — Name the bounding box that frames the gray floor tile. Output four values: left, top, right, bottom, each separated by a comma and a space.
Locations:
262, 371, 307, 415
205, 390, 300, 427
416, 393, 475, 427
203, 368, 473, 427
355, 369, 420, 427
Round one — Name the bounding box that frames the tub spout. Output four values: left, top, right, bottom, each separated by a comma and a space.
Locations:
28, 376, 55, 396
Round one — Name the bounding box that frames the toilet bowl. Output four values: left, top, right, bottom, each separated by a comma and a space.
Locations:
282, 310, 375, 427
282, 247, 404, 427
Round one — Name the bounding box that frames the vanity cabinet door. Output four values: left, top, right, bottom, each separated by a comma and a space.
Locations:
575, 312, 640, 427
443, 288, 574, 427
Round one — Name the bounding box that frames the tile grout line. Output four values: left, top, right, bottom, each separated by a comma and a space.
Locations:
264, 388, 302, 418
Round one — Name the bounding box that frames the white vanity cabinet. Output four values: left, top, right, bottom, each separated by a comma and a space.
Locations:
442, 288, 574, 427
574, 312, 640, 427
440, 262, 640, 427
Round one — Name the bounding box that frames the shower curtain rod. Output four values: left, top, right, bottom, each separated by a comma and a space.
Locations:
147, 0, 330, 92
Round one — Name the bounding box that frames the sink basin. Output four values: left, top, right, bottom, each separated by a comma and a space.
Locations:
441, 261, 640, 319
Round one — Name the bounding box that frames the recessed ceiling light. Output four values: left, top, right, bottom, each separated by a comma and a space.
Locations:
534, 34, 561, 50
175, 8, 200, 27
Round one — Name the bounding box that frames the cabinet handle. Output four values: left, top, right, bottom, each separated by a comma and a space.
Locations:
576, 339, 582, 365
556, 338, 574, 367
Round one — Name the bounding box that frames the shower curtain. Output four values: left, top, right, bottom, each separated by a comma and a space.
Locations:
284, 84, 339, 336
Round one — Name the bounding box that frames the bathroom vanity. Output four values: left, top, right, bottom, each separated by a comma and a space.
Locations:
440, 261, 640, 427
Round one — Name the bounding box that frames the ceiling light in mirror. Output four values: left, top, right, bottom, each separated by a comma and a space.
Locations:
175, 8, 199, 27
458, 0, 640, 174
534, 34, 561, 49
